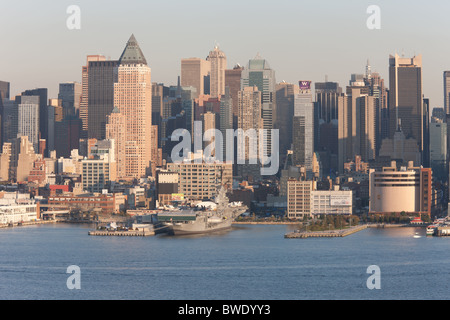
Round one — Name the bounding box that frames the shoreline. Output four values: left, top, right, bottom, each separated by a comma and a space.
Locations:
232, 221, 301, 225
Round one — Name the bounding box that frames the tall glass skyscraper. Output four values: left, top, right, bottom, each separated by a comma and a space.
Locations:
293, 81, 314, 178
240, 54, 276, 157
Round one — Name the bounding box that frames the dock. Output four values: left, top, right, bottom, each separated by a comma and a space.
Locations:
435, 226, 450, 237
285, 225, 368, 239
88, 230, 155, 237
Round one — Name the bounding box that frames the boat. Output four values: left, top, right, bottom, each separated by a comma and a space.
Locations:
156, 187, 247, 236
413, 232, 421, 239
426, 225, 437, 236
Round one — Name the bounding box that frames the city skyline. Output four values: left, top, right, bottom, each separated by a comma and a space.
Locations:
2, 0, 450, 110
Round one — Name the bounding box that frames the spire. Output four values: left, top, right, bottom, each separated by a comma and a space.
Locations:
118, 34, 148, 65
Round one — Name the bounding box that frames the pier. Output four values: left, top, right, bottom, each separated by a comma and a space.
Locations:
285, 225, 368, 239
88, 230, 155, 237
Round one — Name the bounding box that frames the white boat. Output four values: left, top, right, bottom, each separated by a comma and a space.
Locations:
413, 233, 421, 238
426, 225, 437, 236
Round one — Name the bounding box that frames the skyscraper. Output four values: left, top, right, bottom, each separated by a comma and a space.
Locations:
237, 86, 262, 180
275, 82, 299, 160
106, 107, 125, 179
108, 34, 152, 179
444, 71, 450, 114
338, 87, 376, 172
293, 81, 314, 177
430, 121, 447, 181
315, 81, 342, 123
88, 59, 119, 140
241, 54, 276, 157
181, 58, 211, 98
207, 46, 227, 98
17, 96, 40, 153
225, 64, 244, 126
202, 111, 216, 157
58, 82, 82, 119
21, 88, 48, 154
0, 81, 9, 100
80, 55, 106, 137
389, 54, 423, 159
0, 81, 10, 147
220, 87, 233, 161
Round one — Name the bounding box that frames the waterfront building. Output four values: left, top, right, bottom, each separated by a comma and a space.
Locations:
310, 188, 353, 216
286, 179, 316, 220
155, 170, 179, 206
369, 161, 432, 216
167, 160, 232, 202
0, 192, 39, 225
47, 192, 126, 214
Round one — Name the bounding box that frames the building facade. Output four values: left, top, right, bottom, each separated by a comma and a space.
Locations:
167, 161, 232, 202
207, 46, 227, 98
109, 34, 152, 180
369, 162, 432, 216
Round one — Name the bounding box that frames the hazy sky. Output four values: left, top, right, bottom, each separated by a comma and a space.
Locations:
1, 0, 450, 110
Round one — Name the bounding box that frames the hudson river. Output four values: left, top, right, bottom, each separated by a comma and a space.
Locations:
1, 223, 449, 300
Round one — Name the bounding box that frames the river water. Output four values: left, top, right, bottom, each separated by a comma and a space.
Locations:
0, 223, 449, 300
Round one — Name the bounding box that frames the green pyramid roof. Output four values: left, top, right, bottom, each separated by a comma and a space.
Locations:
118, 34, 147, 65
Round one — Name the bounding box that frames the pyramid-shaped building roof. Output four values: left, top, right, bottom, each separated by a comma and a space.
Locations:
118, 34, 147, 65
